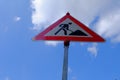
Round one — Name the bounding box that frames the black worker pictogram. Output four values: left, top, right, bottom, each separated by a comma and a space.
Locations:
55, 22, 73, 35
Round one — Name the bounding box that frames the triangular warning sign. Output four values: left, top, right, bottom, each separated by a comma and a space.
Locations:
33, 13, 105, 42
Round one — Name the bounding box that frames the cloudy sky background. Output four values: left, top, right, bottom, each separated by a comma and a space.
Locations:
0, 0, 120, 80
31, 0, 120, 43
31, 0, 120, 54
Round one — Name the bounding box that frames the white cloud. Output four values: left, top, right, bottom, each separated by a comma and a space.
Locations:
31, 0, 120, 46
31, 0, 112, 31
30, 0, 112, 46
45, 41, 61, 46
87, 43, 98, 57
14, 16, 21, 22
95, 9, 120, 43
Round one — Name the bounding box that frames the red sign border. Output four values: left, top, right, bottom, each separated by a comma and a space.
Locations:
33, 13, 105, 42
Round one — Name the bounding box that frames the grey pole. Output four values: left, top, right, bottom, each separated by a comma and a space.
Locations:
62, 41, 70, 80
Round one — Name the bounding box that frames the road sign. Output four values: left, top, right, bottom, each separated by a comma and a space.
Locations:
33, 13, 105, 42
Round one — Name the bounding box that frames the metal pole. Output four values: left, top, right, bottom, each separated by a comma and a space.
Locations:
62, 41, 70, 80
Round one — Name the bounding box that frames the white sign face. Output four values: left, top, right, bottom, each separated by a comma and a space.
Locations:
45, 19, 92, 37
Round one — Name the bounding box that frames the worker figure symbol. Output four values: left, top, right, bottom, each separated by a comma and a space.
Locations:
55, 22, 73, 35
54, 22, 88, 36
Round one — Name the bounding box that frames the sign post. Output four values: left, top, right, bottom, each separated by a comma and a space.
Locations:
33, 12, 105, 80
62, 41, 70, 80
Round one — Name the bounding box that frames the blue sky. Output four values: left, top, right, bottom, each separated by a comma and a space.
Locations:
0, 0, 120, 80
